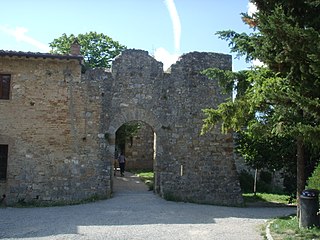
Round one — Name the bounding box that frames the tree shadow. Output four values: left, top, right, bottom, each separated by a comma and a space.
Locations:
0, 173, 296, 239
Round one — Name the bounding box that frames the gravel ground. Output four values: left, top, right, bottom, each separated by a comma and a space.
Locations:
0, 172, 295, 240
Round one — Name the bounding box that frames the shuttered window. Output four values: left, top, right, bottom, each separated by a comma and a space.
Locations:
0, 145, 8, 180
0, 74, 11, 99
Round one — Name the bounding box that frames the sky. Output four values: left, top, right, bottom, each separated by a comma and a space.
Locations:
0, 0, 255, 71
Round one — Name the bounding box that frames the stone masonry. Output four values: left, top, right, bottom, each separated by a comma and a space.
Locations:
123, 123, 154, 171
0, 49, 243, 206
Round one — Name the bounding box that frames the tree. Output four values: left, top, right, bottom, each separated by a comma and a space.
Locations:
116, 122, 141, 153
202, 0, 320, 214
49, 31, 127, 69
307, 162, 320, 190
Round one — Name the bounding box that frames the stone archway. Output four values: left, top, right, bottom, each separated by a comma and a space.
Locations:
116, 121, 154, 171
1, 48, 243, 206
106, 108, 162, 194
85, 49, 243, 206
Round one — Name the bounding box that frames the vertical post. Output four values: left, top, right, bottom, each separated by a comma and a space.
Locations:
180, 165, 184, 176
254, 168, 258, 196
153, 131, 159, 194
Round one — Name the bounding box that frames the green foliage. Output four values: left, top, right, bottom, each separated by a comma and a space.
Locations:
236, 126, 296, 170
270, 215, 320, 239
49, 31, 126, 69
239, 170, 284, 194
259, 170, 272, 184
136, 171, 154, 191
216, 30, 258, 62
137, 171, 154, 181
307, 162, 320, 190
243, 193, 295, 205
116, 122, 141, 152
202, 1, 320, 198
203, 2, 320, 142
239, 170, 254, 193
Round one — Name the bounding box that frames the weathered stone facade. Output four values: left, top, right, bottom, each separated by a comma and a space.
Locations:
123, 123, 154, 171
0, 49, 243, 206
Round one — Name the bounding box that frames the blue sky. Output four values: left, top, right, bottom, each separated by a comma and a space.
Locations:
0, 0, 254, 71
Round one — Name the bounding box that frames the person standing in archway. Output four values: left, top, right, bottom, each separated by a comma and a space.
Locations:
118, 152, 126, 177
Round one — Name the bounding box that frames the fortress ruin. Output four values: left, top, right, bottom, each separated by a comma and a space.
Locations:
0, 49, 243, 206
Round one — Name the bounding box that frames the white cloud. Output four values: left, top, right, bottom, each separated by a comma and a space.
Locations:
247, 2, 257, 16
154, 47, 179, 71
164, 0, 181, 52
0, 25, 50, 52
252, 59, 264, 67
247, 2, 263, 67
154, 0, 181, 71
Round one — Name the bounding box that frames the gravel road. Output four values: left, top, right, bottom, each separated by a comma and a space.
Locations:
0, 172, 295, 240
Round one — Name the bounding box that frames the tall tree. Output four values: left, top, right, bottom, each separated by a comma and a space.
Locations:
202, 0, 320, 214
49, 31, 126, 69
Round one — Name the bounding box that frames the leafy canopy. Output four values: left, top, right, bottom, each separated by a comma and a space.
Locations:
202, 1, 320, 196
202, 2, 320, 145
49, 31, 127, 69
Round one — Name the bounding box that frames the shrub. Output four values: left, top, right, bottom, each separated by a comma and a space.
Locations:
239, 170, 254, 193
239, 169, 284, 194
307, 161, 320, 190
259, 170, 272, 184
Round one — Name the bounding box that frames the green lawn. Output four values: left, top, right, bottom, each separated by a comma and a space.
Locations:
134, 171, 319, 238
243, 193, 296, 205
269, 215, 320, 240
135, 171, 154, 191
136, 171, 154, 181
243, 193, 319, 239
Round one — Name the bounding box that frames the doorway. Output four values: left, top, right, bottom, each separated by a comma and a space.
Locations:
113, 121, 155, 193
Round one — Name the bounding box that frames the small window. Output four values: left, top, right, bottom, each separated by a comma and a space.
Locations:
0, 74, 11, 99
0, 145, 8, 180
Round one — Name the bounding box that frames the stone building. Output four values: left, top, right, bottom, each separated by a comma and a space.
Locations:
120, 122, 154, 171
0, 48, 243, 206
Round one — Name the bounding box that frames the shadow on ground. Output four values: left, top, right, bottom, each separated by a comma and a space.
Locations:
0, 172, 295, 239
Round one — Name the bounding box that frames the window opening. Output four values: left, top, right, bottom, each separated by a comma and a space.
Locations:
0, 74, 11, 99
0, 145, 8, 180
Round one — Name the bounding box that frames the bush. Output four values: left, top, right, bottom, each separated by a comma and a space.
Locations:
259, 170, 272, 184
239, 169, 284, 194
257, 180, 272, 193
307, 161, 320, 190
239, 170, 254, 193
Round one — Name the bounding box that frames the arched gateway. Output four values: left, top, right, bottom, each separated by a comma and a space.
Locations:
0, 49, 243, 206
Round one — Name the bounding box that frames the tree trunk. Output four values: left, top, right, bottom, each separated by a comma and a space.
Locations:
296, 136, 306, 217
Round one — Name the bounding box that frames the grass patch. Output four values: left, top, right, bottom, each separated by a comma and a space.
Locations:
136, 171, 154, 181
270, 215, 320, 239
243, 193, 296, 206
134, 171, 154, 191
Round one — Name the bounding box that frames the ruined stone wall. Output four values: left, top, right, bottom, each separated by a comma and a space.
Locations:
88, 49, 243, 206
1, 49, 243, 206
156, 52, 242, 205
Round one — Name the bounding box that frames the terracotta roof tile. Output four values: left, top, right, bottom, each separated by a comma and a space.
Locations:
0, 50, 83, 61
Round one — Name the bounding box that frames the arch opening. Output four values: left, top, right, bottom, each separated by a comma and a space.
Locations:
113, 120, 156, 193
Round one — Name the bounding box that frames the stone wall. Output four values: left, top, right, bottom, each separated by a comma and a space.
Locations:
123, 123, 154, 171
0, 56, 111, 204
0, 49, 243, 206
90, 50, 243, 205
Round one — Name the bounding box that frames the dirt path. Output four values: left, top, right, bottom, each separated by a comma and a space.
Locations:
0, 172, 295, 240
113, 171, 149, 193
